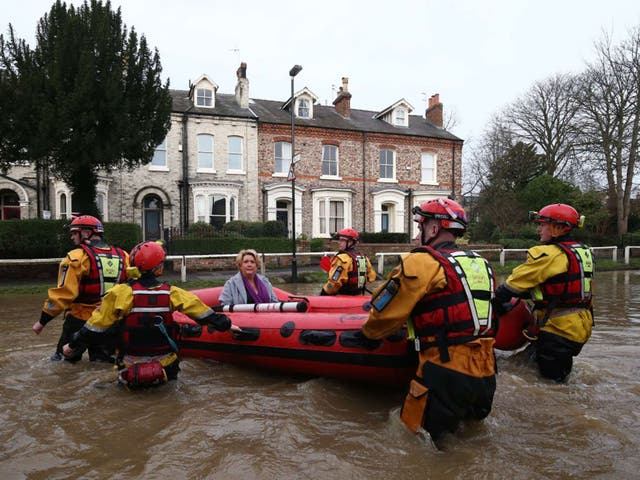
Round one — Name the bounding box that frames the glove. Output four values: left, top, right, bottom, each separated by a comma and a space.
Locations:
492, 298, 514, 317
203, 312, 231, 331
492, 284, 515, 316
494, 284, 514, 304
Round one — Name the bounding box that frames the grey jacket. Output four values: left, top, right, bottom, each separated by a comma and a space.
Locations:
219, 271, 278, 305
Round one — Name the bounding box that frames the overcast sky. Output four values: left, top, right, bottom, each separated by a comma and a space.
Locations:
4, 0, 640, 151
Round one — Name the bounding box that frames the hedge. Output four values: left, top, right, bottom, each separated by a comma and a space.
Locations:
0, 219, 141, 259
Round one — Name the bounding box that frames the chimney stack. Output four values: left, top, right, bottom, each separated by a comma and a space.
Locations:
425, 93, 443, 127
235, 62, 249, 108
333, 76, 352, 117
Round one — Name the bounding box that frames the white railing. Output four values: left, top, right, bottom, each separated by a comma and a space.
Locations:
625, 246, 640, 264
375, 246, 622, 274
166, 251, 336, 282
0, 246, 633, 282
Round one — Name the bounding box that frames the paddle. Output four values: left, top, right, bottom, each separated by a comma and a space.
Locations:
320, 255, 333, 272
213, 301, 309, 313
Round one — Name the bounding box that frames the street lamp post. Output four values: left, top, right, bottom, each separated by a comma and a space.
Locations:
289, 64, 302, 282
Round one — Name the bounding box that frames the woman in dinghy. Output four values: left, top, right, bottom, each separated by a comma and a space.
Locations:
219, 249, 278, 306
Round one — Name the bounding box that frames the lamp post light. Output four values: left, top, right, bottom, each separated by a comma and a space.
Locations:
289, 64, 302, 282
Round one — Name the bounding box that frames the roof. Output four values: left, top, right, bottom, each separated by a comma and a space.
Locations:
169, 90, 462, 142
169, 90, 257, 120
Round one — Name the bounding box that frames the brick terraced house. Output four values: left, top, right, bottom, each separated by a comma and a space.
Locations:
0, 64, 462, 241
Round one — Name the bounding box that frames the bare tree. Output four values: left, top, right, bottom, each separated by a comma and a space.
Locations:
506, 73, 581, 177
576, 28, 640, 235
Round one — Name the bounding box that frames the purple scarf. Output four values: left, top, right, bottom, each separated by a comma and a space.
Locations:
242, 274, 271, 303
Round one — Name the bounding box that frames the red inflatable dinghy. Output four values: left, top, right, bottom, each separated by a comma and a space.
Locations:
174, 287, 532, 386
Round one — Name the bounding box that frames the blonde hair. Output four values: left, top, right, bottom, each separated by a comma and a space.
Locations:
235, 249, 261, 269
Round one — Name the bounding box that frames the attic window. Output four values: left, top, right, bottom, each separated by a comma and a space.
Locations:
297, 98, 310, 118
394, 108, 407, 127
196, 88, 213, 107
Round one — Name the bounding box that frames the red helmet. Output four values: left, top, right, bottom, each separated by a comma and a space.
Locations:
332, 228, 359, 242
69, 215, 104, 234
529, 203, 583, 229
130, 241, 166, 273
412, 197, 467, 232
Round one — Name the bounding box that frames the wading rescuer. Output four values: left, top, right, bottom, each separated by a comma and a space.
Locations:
493, 203, 594, 383
320, 228, 376, 295
33, 215, 128, 362
360, 198, 497, 443
63, 241, 240, 388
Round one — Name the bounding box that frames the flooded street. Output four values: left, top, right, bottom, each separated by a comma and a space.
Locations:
1, 271, 639, 479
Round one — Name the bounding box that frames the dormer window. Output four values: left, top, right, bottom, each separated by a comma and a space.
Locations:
394, 108, 407, 126
297, 98, 310, 118
196, 88, 213, 107
283, 87, 319, 119
190, 74, 218, 108
374, 99, 413, 128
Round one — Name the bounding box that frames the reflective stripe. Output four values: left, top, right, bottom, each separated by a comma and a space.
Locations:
130, 307, 172, 313
132, 290, 171, 296
84, 323, 109, 333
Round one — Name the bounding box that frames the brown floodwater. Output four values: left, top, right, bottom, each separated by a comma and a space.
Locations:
0, 271, 638, 479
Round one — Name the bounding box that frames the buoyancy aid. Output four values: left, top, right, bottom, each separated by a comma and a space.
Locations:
75, 243, 127, 304
119, 281, 178, 357
532, 241, 593, 319
339, 249, 369, 294
410, 246, 496, 361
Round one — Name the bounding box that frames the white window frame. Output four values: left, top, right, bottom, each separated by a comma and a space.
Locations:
227, 136, 244, 173
196, 88, 213, 107
297, 98, 310, 118
311, 189, 353, 238
420, 152, 438, 184
274, 141, 291, 176
320, 145, 340, 179
394, 107, 408, 127
378, 149, 397, 182
197, 134, 215, 172
193, 191, 238, 227
150, 137, 168, 171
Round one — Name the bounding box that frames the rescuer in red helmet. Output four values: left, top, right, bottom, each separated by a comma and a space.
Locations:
320, 227, 377, 295
493, 203, 593, 382
63, 241, 241, 388
360, 197, 497, 444
33, 215, 129, 363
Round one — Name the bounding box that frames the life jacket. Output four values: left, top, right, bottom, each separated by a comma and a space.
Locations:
119, 281, 178, 358
532, 241, 593, 316
75, 243, 127, 305
338, 249, 369, 295
410, 246, 496, 362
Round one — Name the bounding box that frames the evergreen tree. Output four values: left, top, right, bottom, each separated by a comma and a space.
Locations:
0, 0, 171, 215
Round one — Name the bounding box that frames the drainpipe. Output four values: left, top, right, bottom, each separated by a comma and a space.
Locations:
262, 187, 267, 222
361, 132, 367, 232
35, 162, 41, 218
450, 142, 456, 200
406, 187, 413, 235
181, 112, 190, 232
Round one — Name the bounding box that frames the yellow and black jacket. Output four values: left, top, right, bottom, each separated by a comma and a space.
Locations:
322, 248, 376, 295
504, 240, 593, 344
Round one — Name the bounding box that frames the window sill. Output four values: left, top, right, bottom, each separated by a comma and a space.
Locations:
226, 170, 246, 175
319, 175, 342, 181
149, 165, 169, 172
377, 178, 398, 184
197, 168, 216, 174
